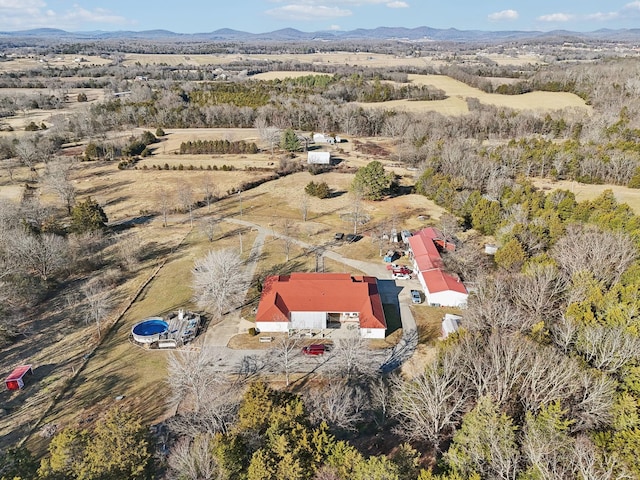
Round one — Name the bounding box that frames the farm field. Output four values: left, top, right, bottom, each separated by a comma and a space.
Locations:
356, 74, 591, 115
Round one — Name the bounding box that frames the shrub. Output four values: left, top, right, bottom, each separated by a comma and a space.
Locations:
248, 327, 257, 337
155, 127, 165, 137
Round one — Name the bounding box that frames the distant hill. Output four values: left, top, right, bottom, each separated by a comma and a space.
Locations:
1, 25, 640, 43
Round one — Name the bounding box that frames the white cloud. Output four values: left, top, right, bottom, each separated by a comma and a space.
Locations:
624, 1, 640, 11
0, 1, 131, 30
487, 9, 519, 22
328, 24, 342, 30
386, 1, 409, 8
586, 11, 620, 21
538, 12, 575, 22
266, 4, 352, 21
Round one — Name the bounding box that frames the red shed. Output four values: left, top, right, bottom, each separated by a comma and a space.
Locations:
5, 365, 33, 391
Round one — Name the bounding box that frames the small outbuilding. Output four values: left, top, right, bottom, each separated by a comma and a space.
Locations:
5, 364, 33, 391
441, 314, 462, 338
307, 151, 331, 165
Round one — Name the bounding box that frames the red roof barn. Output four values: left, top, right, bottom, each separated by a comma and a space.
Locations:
408, 227, 468, 307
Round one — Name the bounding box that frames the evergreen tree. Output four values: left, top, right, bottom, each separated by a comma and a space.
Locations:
281, 128, 301, 152
70, 197, 108, 233
352, 161, 393, 201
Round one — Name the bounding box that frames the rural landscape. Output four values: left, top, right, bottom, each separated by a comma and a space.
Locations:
2, 22, 640, 480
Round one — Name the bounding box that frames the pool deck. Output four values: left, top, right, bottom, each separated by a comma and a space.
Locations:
164, 311, 201, 346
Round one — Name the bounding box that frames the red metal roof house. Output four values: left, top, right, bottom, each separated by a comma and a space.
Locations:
255, 273, 387, 339
408, 227, 468, 307
5, 364, 33, 391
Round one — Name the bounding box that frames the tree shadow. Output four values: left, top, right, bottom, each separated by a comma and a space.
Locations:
109, 215, 154, 231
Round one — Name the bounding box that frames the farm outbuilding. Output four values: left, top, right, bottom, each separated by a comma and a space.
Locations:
442, 314, 462, 338
408, 227, 468, 307
5, 364, 33, 391
307, 151, 331, 165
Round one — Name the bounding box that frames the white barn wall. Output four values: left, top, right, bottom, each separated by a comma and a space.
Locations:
256, 321, 289, 333
361, 328, 386, 339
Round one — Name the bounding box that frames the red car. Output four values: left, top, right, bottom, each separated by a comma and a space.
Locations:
302, 344, 328, 356
392, 266, 412, 275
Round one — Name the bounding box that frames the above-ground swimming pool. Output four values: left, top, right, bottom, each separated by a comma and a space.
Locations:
131, 318, 169, 344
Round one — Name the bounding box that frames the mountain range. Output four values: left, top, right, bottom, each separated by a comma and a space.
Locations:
1, 26, 640, 43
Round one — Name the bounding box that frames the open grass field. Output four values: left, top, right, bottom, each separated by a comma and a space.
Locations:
356, 74, 591, 115
533, 178, 640, 215
0, 55, 111, 72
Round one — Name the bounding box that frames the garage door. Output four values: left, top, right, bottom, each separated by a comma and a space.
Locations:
290, 311, 326, 329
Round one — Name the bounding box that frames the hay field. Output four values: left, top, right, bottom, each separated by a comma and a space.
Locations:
356, 74, 590, 115
0, 54, 111, 72
533, 178, 640, 215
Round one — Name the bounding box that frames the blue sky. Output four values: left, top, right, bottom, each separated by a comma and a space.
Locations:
2, 1, 640, 33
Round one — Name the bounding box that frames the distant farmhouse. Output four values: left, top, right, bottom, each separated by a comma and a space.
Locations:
255, 273, 387, 339
408, 227, 468, 307
307, 151, 331, 165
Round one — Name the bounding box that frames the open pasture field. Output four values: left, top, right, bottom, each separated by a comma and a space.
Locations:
357, 74, 591, 115
0, 54, 111, 72
533, 178, 640, 215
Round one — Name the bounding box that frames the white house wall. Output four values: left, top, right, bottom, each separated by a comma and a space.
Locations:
360, 328, 386, 339
290, 311, 327, 330
425, 290, 467, 308
256, 321, 290, 333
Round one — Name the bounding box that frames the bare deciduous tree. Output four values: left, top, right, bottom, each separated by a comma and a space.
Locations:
177, 181, 195, 228
81, 277, 113, 338
167, 350, 241, 437
154, 185, 173, 228
9, 230, 68, 282
331, 336, 377, 380
200, 216, 220, 243
201, 174, 218, 213
167, 434, 222, 480
115, 231, 143, 271
300, 192, 309, 222
280, 218, 297, 262
392, 353, 468, 449
305, 378, 367, 432
576, 325, 640, 373
512, 264, 567, 326
552, 225, 637, 286
43, 158, 77, 214
342, 191, 370, 235
270, 337, 300, 387
192, 248, 249, 319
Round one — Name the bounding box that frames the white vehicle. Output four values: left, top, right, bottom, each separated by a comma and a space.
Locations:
393, 272, 411, 280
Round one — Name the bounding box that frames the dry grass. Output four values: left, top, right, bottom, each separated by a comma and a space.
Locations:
533, 178, 640, 215
398, 305, 461, 378
0, 127, 462, 454
0, 55, 111, 72
356, 74, 591, 115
